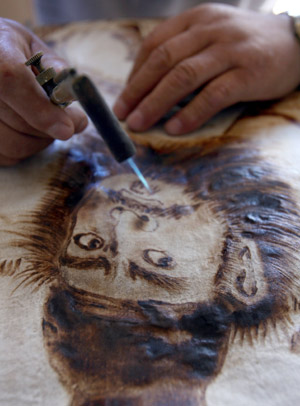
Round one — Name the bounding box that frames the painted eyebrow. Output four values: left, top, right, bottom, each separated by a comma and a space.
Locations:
128, 261, 186, 292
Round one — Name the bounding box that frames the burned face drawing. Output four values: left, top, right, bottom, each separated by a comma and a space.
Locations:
60, 174, 225, 304
5, 139, 300, 405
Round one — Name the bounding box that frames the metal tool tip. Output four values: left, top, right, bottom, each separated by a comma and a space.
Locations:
126, 158, 152, 194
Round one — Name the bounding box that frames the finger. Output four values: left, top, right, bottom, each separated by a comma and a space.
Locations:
0, 99, 60, 138
0, 98, 87, 140
114, 27, 211, 119
0, 120, 53, 161
125, 46, 230, 132
127, 10, 193, 82
0, 51, 75, 140
0, 99, 50, 137
65, 105, 89, 134
164, 69, 246, 135
6, 19, 68, 73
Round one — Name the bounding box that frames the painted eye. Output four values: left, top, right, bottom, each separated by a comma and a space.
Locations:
73, 233, 104, 251
143, 249, 176, 269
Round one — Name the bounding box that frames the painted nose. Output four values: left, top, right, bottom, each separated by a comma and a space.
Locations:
112, 207, 158, 232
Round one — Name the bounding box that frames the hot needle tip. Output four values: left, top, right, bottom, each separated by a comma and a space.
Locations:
126, 158, 152, 194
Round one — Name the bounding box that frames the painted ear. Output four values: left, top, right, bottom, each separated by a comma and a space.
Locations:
232, 239, 268, 306
236, 246, 257, 298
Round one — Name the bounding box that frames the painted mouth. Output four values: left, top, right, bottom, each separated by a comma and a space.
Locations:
59, 254, 111, 275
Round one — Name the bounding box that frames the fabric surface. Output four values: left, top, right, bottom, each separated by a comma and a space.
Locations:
0, 19, 300, 406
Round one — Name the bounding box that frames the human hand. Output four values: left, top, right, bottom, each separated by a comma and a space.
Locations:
113, 4, 300, 135
0, 18, 88, 166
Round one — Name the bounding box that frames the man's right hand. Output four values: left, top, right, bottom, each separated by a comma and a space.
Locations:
0, 18, 88, 166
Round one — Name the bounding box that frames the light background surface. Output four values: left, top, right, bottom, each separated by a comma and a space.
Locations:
1, 0, 299, 27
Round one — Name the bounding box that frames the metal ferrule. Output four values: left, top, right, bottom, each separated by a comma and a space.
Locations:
50, 75, 77, 106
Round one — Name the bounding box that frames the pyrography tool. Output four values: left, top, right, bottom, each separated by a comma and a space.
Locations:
25, 52, 151, 192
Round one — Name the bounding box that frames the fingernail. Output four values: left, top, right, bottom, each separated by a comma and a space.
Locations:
48, 122, 73, 140
127, 110, 144, 131
165, 118, 183, 135
113, 98, 129, 119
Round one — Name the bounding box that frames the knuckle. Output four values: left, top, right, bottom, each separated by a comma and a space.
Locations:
204, 81, 232, 108
141, 33, 157, 55
0, 62, 19, 90
188, 5, 238, 35
194, 3, 215, 14
190, 3, 226, 22
172, 60, 199, 88
149, 44, 173, 70
214, 82, 232, 102
247, 44, 271, 75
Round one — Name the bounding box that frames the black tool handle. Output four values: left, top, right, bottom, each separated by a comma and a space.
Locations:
72, 75, 136, 163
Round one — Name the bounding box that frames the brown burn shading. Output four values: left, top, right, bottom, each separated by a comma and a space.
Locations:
5, 133, 300, 404
43, 285, 231, 405
8, 153, 95, 290
128, 261, 186, 292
